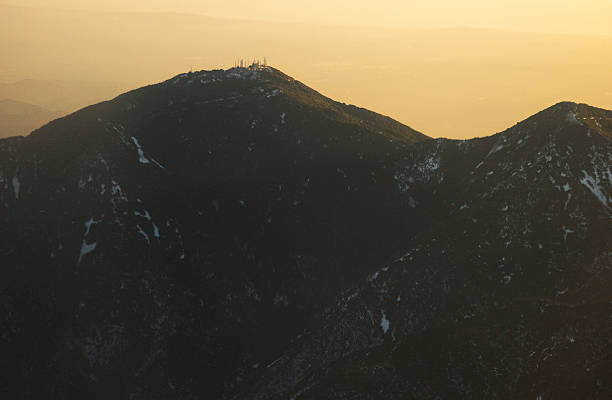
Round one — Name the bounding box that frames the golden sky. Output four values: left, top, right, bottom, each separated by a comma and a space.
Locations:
3, 0, 612, 34
1, 1, 612, 138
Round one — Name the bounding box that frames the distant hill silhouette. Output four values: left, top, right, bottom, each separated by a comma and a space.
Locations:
0, 99, 64, 138
0, 79, 126, 115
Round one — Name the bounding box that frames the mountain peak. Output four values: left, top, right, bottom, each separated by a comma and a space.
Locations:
165, 64, 290, 88
542, 101, 611, 124
114, 65, 428, 144
532, 101, 581, 121
500, 101, 612, 140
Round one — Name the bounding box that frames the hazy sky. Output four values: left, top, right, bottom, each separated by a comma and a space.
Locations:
3, 0, 612, 35
2, 2, 612, 139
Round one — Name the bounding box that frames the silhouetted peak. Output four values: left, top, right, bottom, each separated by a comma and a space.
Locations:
111, 66, 428, 144
536, 101, 611, 126
498, 101, 612, 141
165, 64, 291, 88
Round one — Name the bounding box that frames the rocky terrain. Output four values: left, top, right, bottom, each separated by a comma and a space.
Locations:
0, 65, 610, 399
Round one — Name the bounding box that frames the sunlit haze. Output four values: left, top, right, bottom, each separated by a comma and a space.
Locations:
4, 0, 612, 34
2, 0, 612, 138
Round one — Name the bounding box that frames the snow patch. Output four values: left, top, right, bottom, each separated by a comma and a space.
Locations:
424, 156, 440, 171
151, 159, 166, 169
567, 110, 582, 126
562, 226, 575, 241
580, 170, 608, 207
134, 210, 152, 220
152, 223, 160, 239
84, 218, 100, 236
564, 192, 572, 210
12, 176, 20, 200
273, 294, 289, 306
136, 224, 150, 244
487, 142, 505, 156
267, 89, 280, 98
111, 180, 124, 197
407, 196, 417, 208
380, 311, 390, 334
78, 241, 97, 264
131, 137, 150, 164
78, 218, 101, 264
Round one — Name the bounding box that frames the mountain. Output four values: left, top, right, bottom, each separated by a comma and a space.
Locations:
0, 66, 610, 399
0, 79, 127, 118
0, 99, 64, 138
246, 102, 612, 400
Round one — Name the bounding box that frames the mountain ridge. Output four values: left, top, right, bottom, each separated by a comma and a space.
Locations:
14, 67, 612, 146
0, 66, 610, 399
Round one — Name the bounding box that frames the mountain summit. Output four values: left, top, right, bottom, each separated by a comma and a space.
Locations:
1, 67, 611, 399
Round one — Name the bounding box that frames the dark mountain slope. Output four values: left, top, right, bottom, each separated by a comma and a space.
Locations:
243, 102, 612, 400
0, 66, 610, 400
0, 65, 430, 399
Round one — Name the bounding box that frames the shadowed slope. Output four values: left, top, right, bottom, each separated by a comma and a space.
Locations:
0, 69, 610, 399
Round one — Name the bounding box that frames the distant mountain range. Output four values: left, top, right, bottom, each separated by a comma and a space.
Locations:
0, 99, 64, 138
0, 78, 127, 114
1, 66, 610, 399
0, 78, 130, 138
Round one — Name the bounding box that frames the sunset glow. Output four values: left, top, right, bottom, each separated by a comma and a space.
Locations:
2, 1, 612, 138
